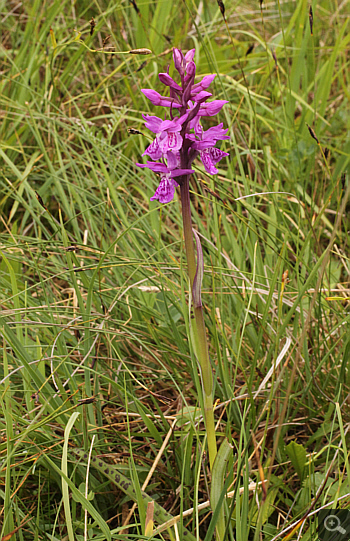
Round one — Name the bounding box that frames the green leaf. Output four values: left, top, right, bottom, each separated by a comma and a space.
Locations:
210, 438, 233, 541
286, 441, 307, 481
62, 412, 81, 541
45, 453, 111, 541
175, 406, 202, 428
72, 483, 95, 502
250, 486, 279, 526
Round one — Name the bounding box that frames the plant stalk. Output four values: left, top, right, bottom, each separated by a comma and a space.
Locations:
180, 176, 217, 469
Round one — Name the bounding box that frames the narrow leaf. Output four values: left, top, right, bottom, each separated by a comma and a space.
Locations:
44, 454, 111, 541
211, 438, 233, 541
192, 229, 204, 308
62, 413, 80, 541
50, 27, 57, 49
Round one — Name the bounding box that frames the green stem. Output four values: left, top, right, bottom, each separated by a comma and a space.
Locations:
180, 176, 217, 469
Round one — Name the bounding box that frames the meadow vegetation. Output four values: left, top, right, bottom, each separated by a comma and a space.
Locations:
0, 0, 350, 539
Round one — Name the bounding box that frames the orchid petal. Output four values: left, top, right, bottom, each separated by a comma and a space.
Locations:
142, 138, 162, 159
159, 132, 183, 153
170, 168, 194, 177
166, 151, 180, 169
142, 114, 163, 133
150, 176, 178, 204
200, 150, 219, 174
208, 147, 229, 164
136, 161, 168, 173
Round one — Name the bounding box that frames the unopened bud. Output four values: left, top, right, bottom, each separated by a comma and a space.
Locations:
159, 73, 182, 91
191, 74, 216, 94
199, 100, 229, 116
186, 61, 196, 76
184, 49, 196, 64
193, 91, 212, 103
173, 48, 184, 74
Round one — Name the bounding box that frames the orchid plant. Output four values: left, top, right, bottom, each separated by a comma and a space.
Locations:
137, 48, 229, 473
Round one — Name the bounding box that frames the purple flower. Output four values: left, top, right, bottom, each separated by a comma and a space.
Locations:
199, 148, 229, 175
142, 114, 188, 160
186, 122, 229, 173
137, 47, 229, 203
187, 123, 230, 150
183, 121, 229, 172
150, 177, 178, 204
136, 161, 194, 204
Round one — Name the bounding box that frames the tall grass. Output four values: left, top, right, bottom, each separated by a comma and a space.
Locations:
0, 0, 349, 539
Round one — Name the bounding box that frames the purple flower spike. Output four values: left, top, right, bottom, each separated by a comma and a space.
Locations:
137, 47, 229, 203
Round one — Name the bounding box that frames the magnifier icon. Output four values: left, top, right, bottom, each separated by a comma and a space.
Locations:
324, 515, 346, 535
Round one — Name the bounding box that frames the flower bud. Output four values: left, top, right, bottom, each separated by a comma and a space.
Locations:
191, 74, 216, 94
198, 100, 229, 116
184, 49, 196, 64
159, 73, 182, 91
141, 89, 181, 108
186, 61, 196, 76
193, 91, 212, 103
173, 48, 184, 74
